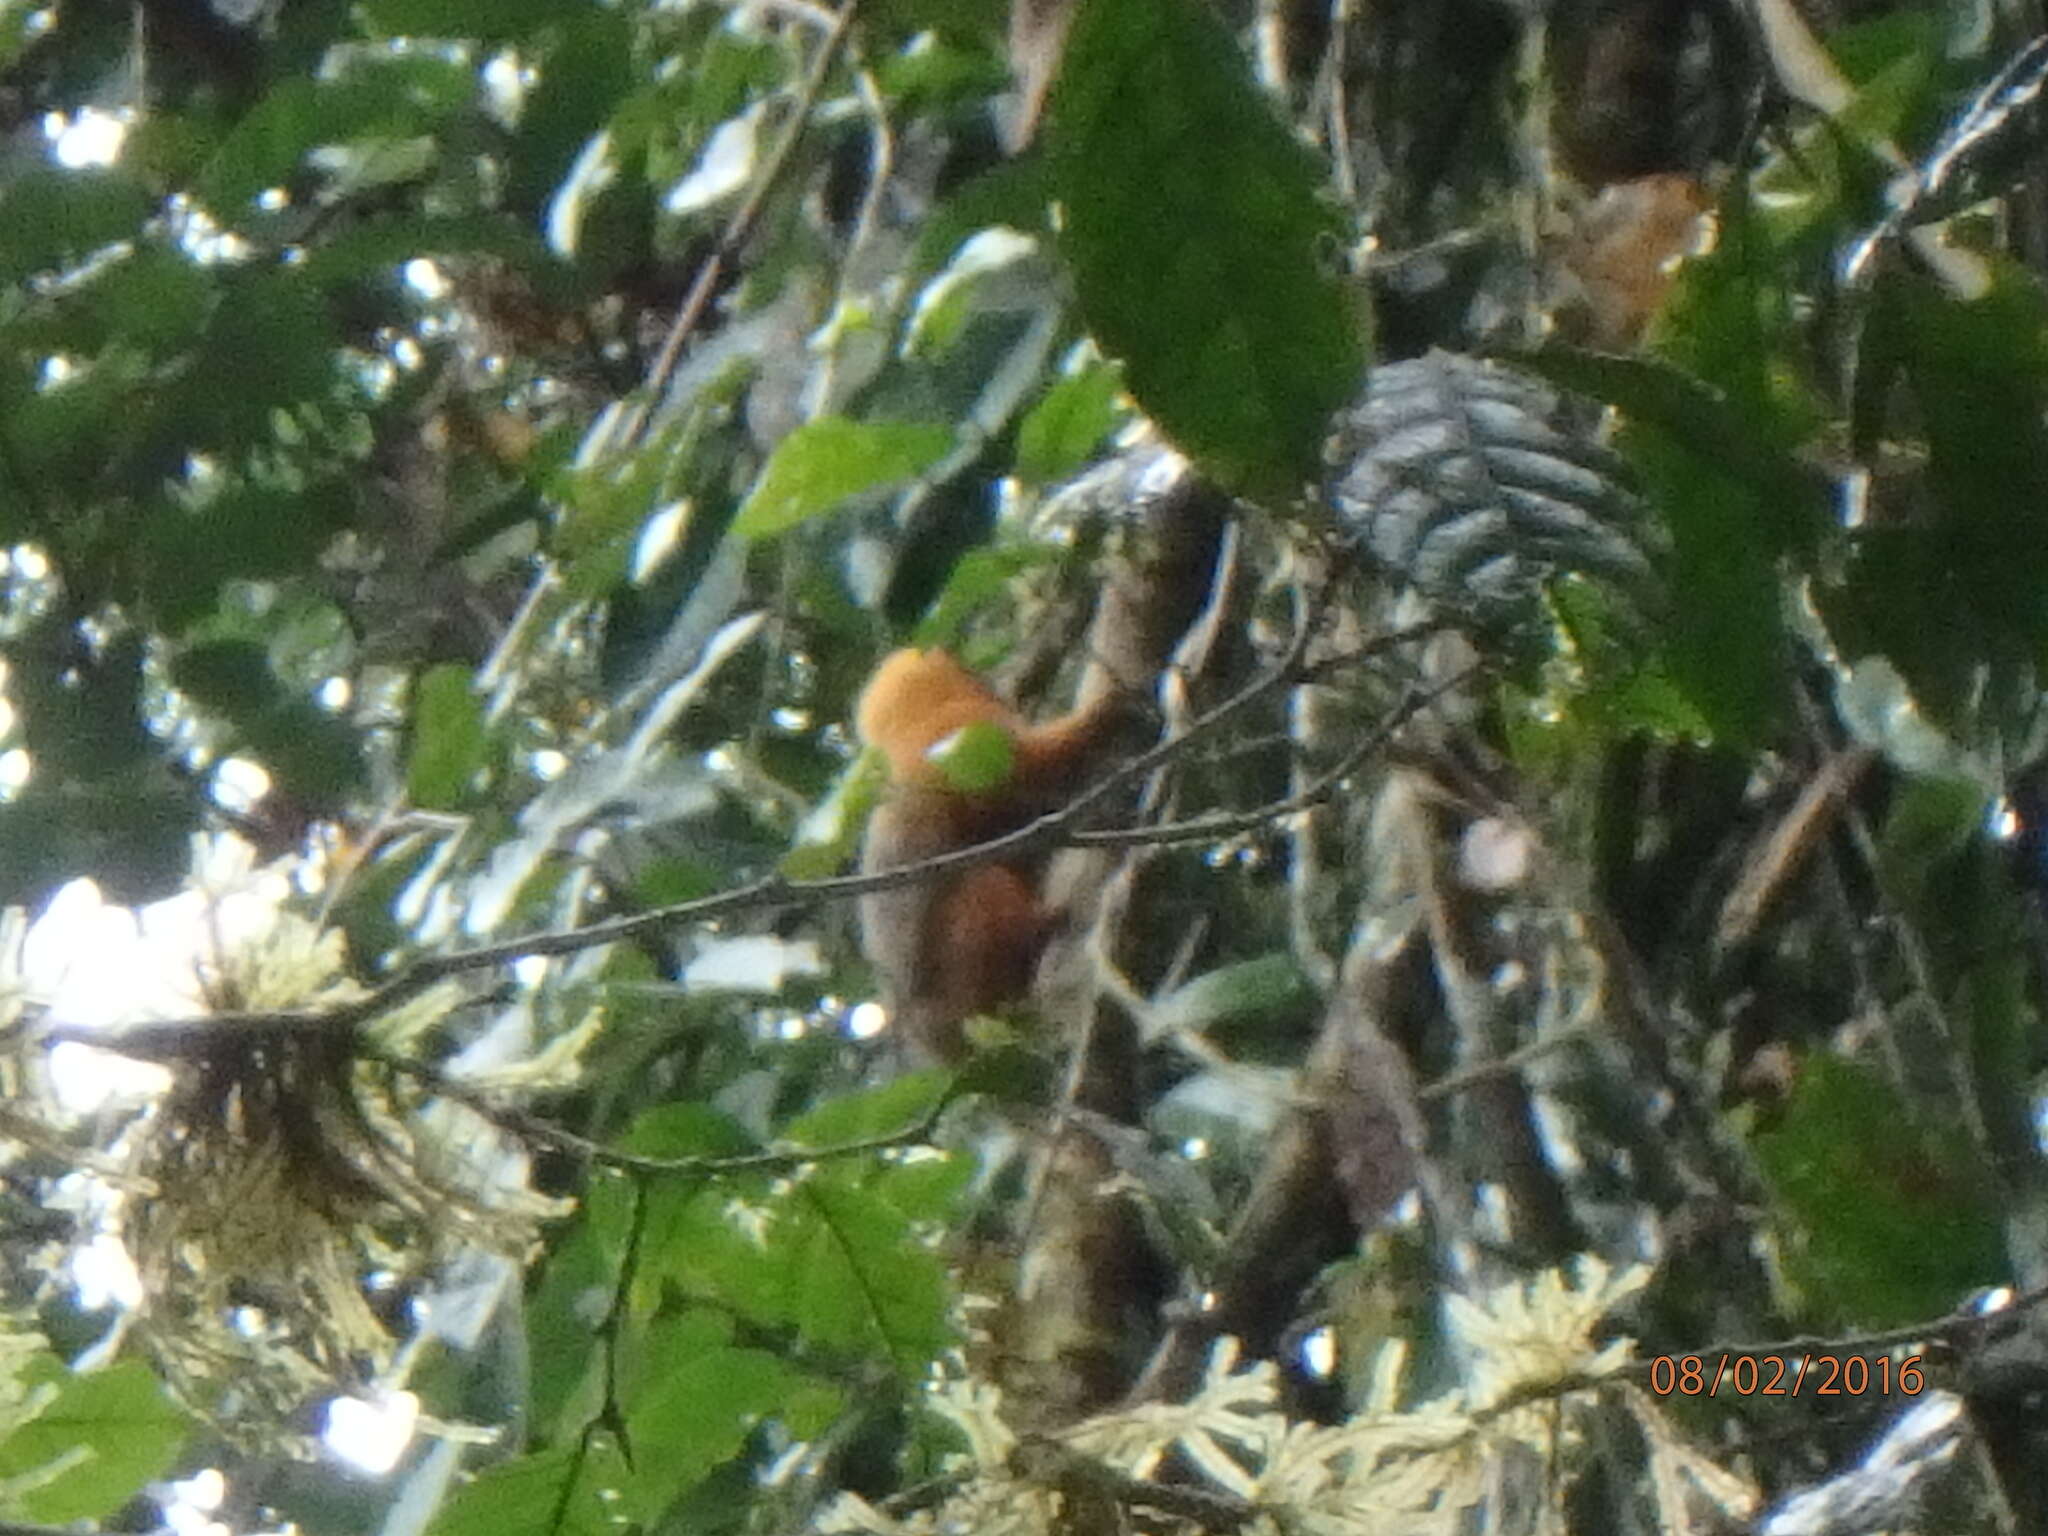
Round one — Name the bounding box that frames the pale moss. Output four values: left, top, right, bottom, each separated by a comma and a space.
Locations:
820, 1257, 1754, 1536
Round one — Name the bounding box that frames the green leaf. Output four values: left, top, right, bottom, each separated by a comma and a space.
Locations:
525, 1223, 611, 1441
3, 1358, 187, 1523
782, 1178, 953, 1374
407, 665, 488, 810
861, 0, 1006, 46
428, 1442, 633, 1536
1151, 953, 1320, 1041
557, 410, 700, 599
778, 1078, 970, 1225
733, 418, 953, 539
1015, 360, 1126, 484
297, 213, 548, 287
172, 640, 366, 807
618, 1102, 759, 1161
874, 32, 1011, 110
913, 158, 1055, 277
1895, 263, 2048, 656
781, 749, 886, 881
781, 1070, 953, 1148
173, 638, 276, 717
17, 244, 214, 357
667, 1173, 954, 1378
917, 546, 1054, 644
0, 170, 152, 286
1753, 1056, 2004, 1326
926, 718, 1016, 793
1558, 191, 1823, 744
4, 349, 154, 491
1045, 0, 1363, 497
1820, 261, 2048, 726
0, 1, 45, 71
170, 271, 339, 451
1876, 775, 1987, 901
17, 629, 154, 778
0, 779, 194, 907
141, 479, 355, 631
622, 1315, 831, 1517
1616, 425, 1782, 745
781, 1378, 847, 1439
1832, 11, 1945, 145
1517, 345, 1825, 524
627, 853, 722, 908
199, 62, 470, 214
362, 0, 572, 42
507, 12, 635, 214
1652, 185, 1818, 453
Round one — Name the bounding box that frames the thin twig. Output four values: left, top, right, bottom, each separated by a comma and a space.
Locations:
1415, 1023, 1600, 1101
809, 40, 894, 415
1068, 667, 1476, 850
617, 0, 859, 450
1612, 1275, 2048, 1389
379, 1049, 956, 1177
1012, 1436, 1258, 1531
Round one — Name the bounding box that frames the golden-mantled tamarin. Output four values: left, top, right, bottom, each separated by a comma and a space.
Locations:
855, 648, 1124, 1059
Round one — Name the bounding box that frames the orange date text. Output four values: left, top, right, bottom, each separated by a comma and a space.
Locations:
1646, 1354, 1925, 1398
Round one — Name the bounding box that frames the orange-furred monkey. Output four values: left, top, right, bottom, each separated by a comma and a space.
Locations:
855, 648, 1123, 1058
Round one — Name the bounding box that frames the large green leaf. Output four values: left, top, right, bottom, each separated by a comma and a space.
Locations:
1584, 198, 1820, 745
0, 627, 195, 902
429, 1442, 633, 1536
780, 1070, 952, 1148
170, 271, 340, 451
621, 1312, 836, 1518
1015, 358, 1127, 485
1045, 0, 1362, 498
199, 59, 472, 214
1614, 424, 1783, 745
2, 1358, 187, 1523
507, 12, 635, 216
141, 478, 356, 631
4, 347, 155, 492
523, 1223, 611, 1444
642, 1171, 953, 1379
0, 170, 152, 286
407, 664, 489, 811
777, 1176, 954, 1374
5, 244, 214, 358
1875, 779, 2041, 1171
733, 418, 953, 539
1821, 262, 2048, 725
16, 628, 154, 778
1520, 346, 1825, 522
1753, 1056, 2005, 1326
0, 774, 196, 906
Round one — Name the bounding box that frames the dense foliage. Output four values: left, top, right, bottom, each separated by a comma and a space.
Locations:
3, 0, 2048, 1533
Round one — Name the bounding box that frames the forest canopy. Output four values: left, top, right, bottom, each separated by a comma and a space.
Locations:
4, 1, 2048, 1534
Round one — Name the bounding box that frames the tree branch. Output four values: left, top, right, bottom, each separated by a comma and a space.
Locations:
42, 624, 1446, 1062
376, 1050, 958, 1177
